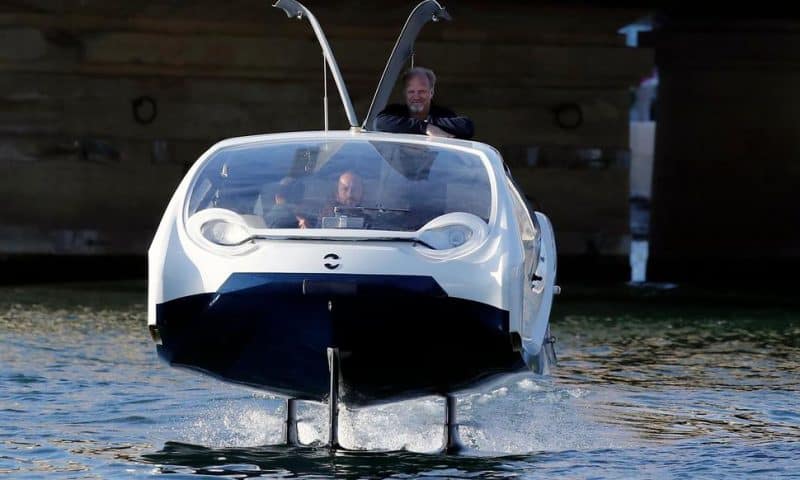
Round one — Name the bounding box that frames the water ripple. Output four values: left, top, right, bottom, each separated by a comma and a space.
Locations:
1, 283, 798, 478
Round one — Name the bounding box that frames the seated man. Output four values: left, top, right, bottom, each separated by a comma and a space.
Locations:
321, 170, 364, 216
319, 171, 368, 228
263, 177, 306, 228
375, 66, 474, 139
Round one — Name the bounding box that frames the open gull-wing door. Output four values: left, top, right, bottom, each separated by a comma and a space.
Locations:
362, 0, 451, 131
273, 0, 359, 128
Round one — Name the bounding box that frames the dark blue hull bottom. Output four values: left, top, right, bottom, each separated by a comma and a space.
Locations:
156, 273, 524, 405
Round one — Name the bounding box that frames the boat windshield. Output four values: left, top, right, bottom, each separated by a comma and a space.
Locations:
186, 139, 492, 232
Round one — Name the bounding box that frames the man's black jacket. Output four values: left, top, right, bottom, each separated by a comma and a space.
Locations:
375, 104, 474, 139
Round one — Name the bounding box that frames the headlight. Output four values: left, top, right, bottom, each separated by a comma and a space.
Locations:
200, 219, 251, 246
417, 224, 474, 250
185, 208, 258, 255
415, 212, 488, 257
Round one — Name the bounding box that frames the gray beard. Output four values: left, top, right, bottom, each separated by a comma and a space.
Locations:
408, 103, 424, 113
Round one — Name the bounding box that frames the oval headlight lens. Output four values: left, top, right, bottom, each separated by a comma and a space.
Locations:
447, 226, 471, 247
200, 220, 251, 246
418, 224, 473, 250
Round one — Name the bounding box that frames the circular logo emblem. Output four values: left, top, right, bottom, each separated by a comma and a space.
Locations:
324, 253, 340, 270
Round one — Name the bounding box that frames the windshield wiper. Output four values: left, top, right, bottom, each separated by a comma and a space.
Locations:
333, 205, 410, 214
364, 236, 436, 249
249, 233, 437, 249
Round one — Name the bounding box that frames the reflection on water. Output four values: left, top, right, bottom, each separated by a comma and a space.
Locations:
142, 442, 538, 479
556, 314, 799, 390
1, 283, 799, 478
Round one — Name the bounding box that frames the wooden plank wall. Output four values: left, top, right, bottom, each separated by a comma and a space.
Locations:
648, 21, 800, 264
0, 1, 652, 256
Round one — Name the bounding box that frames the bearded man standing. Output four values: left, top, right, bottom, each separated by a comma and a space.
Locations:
375, 67, 474, 140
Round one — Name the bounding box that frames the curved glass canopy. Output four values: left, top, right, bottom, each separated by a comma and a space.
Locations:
186, 139, 492, 233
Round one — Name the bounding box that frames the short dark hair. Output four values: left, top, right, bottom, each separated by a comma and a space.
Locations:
402, 67, 436, 90
275, 177, 304, 203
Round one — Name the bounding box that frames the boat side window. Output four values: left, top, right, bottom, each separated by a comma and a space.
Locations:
506, 176, 537, 277
187, 177, 214, 214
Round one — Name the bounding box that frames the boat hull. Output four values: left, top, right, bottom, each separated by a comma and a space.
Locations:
155, 272, 524, 405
